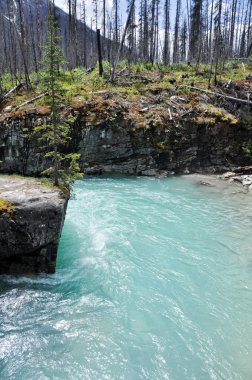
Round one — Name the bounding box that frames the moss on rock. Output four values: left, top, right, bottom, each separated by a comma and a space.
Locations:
0, 197, 13, 215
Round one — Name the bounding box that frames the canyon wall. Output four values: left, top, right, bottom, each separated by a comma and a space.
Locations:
0, 109, 251, 177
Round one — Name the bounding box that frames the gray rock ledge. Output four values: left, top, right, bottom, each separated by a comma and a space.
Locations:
0, 176, 69, 275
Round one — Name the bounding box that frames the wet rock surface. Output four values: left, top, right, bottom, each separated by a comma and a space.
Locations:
0, 176, 68, 275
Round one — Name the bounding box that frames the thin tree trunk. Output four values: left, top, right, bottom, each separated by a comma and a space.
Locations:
97, 29, 103, 76
109, 0, 135, 82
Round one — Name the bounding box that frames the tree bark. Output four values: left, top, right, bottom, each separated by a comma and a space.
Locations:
96, 29, 103, 76
109, 0, 135, 82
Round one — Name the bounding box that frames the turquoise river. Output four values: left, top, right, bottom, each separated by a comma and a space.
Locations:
1, 176, 252, 380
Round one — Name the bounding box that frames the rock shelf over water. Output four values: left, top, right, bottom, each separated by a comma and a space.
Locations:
0, 176, 68, 275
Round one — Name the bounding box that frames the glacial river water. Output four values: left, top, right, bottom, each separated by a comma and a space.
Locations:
1, 176, 252, 380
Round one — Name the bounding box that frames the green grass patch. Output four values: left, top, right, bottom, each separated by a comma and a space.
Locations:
1, 61, 251, 110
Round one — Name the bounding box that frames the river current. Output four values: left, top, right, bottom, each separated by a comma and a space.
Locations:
1, 176, 252, 380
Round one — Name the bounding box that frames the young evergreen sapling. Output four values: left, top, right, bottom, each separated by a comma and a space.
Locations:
36, 13, 83, 188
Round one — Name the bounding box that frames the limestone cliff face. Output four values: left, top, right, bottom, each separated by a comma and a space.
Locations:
76, 120, 252, 176
0, 106, 251, 177
0, 176, 68, 274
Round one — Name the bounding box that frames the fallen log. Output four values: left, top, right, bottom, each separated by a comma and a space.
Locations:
1, 83, 23, 103
15, 92, 48, 110
179, 85, 252, 105
233, 58, 252, 61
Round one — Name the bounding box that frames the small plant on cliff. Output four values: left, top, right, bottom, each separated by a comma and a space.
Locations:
0, 198, 13, 216
36, 12, 82, 188
242, 140, 252, 157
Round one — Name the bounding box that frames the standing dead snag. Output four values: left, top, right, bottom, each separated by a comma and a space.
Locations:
109, 0, 136, 83
96, 29, 103, 77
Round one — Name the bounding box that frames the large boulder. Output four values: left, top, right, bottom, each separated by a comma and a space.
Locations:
0, 176, 68, 274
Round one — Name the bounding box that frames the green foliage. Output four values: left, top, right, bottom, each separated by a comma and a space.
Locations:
145, 62, 153, 71
169, 62, 189, 72
117, 60, 128, 69
242, 140, 252, 157
243, 123, 252, 131
41, 153, 83, 188
133, 63, 145, 73
156, 142, 169, 150
37, 13, 83, 188
91, 75, 104, 91
1, 60, 251, 109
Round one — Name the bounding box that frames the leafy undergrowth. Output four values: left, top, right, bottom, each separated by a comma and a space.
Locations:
0, 60, 251, 128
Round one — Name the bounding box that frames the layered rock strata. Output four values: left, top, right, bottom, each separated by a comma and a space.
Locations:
0, 105, 251, 177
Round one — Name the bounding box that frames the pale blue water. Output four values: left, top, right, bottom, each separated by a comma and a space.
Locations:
1, 176, 252, 380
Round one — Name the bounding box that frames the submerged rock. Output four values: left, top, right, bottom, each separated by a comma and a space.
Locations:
199, 180, 214, 187
0, 176, 68, 275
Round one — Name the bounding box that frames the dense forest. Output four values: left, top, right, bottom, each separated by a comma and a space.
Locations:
0, 0, 251, 85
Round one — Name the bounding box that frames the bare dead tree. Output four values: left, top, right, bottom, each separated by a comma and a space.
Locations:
173, 0, 181, 63
109, 0, 136, 82
163, 0, 170, 65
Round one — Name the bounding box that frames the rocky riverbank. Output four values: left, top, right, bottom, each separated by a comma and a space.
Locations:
0, 176, 68, 274
181, 172, 252, 195
220, 166, 252, 191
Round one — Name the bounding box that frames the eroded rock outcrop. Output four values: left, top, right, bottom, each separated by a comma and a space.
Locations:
0, 96, 251, 177
0, 176, 68, 274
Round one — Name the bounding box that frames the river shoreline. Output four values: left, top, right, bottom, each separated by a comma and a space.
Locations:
182, 172, 251, 192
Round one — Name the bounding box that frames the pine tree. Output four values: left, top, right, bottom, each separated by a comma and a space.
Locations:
36, 13, 82, 188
